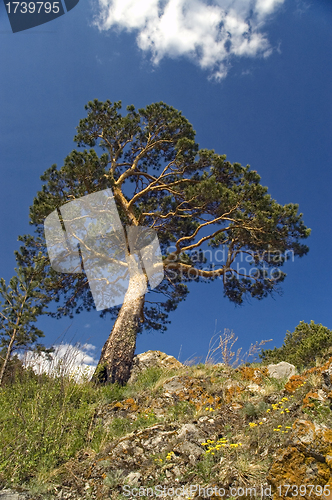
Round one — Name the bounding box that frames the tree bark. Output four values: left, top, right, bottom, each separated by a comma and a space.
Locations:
0, 297, 27, 387
91, 258, 147, 386
0, 330, 17, 387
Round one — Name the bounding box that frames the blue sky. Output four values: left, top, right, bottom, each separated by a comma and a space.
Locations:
0, 0, 331, 371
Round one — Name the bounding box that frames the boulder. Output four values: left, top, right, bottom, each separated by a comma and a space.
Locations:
128, 350, 183, 384
176, 423, 206, 443
163, 376, 186, 394
267, 361, 296, 380
0, 491, 29, 500
321, 361, 332, 392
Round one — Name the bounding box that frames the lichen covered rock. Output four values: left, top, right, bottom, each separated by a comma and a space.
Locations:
128, 350, 183, 384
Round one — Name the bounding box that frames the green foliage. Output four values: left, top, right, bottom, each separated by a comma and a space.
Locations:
167, 400, 196, 421
22, 99, 310, 328
259, 320, 332, 370
302, 400, 332, 426
0, 368, 100, 486
101, 409, 159, 440
0, 361, 168, 487
13, 99, 311, 385
107, 416, 133, 438
91, 361, 108, 385
193, 453, 215, 482
132, 366, 165, 391
242, 401, 269, 418
98, 380, 130, 404
0, 250, 54, 385
103, 469, 125, 489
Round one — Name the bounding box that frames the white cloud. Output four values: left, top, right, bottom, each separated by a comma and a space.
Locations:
255, 0, 285, 17
20, 343, 98, 383
93, 0, 285, 80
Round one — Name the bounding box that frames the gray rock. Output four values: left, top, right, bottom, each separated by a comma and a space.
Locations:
176, 423, 206, 443
0, 490, 28, 500
174, 440, 204, 458
321, 363, 332, 391
140, 429, 177, 452
247, 383, 262, 392
163, 377, 186, 393
128, 351, 183, 384
267, 361, 296, 380
198, 416, 209, 422
125, 472, 142, 486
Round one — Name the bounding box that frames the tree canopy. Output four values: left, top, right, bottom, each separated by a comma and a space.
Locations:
19, 99, 311, 384
260, 320, 332, 370
26, 100, 310, 321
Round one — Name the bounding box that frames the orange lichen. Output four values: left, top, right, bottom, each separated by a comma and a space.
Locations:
285, 357, 332, 394
170, 378, 224, 411
224, 385, 242, 404
268, 419, 332, 499
284, 375, 307, 393
125, 398, 139, 411
268, 446, 329, 500
292, 419, 316, 444
302, 391, 320, 408
314, 427, 332, 457
110, 398, 139, 412
236, 365, 268, 384
112, 401, 123, 409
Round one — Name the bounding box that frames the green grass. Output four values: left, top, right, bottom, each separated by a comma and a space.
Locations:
167, 400, 196, 421
0, 368, 100, 487
0, 362, 173, 489
0, 343, 325, 495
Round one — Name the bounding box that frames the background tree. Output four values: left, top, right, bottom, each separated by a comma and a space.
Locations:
23, 99, 310, 385
259, 320, 332, 370
0, 247, 54, 387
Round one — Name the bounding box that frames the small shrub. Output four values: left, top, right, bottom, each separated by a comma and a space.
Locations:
243, 402, 269, 418
260, 320, 332, 370
167, 401, 196, 421
104, 469, 125, 488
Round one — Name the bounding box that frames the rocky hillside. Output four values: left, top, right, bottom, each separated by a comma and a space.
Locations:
1, 351, 332, 500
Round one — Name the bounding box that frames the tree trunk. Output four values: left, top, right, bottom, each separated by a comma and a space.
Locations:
91, 258, 147, 386
0, 327, 18, 387
0, 300, 26, 388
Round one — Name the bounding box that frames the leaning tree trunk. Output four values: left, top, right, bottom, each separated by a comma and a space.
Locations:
91, 260, 147, 386
0, 331, 16, 387
0, 303, 25, 387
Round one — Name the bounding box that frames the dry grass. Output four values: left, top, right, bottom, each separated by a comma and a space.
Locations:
204, 323, 272, 368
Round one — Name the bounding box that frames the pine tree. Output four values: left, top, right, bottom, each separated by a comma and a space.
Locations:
260, 320, 332, 370
0, 247, 54, 386
21, 100, 310, 385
